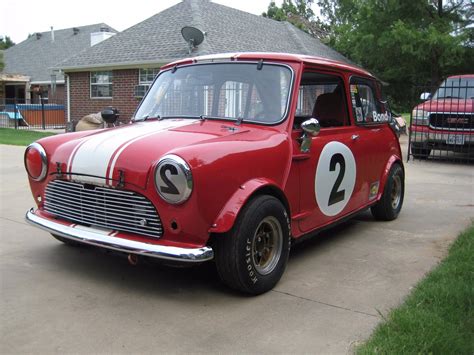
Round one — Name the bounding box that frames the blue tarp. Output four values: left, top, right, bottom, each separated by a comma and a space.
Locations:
0, 111, 24, 120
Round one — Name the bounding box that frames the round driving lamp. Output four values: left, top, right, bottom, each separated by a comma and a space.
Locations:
154, 154, 193, 204
24, 143, 48, 181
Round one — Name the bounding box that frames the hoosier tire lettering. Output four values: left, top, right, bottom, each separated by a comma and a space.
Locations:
246, 238, 258, 284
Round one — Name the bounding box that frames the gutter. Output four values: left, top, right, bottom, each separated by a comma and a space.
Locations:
30, 80, 65, 85
56, 59, 178, 72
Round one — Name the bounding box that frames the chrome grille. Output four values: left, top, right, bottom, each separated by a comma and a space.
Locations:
44, 180, 163, 238
429, 113, 473, 131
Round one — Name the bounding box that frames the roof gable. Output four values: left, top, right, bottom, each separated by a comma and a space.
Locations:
59, 0, 350, 71
3, 23, 117, 82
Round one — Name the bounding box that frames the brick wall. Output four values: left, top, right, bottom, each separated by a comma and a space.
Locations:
68, 69, 141, 123
48, 84, 65, 103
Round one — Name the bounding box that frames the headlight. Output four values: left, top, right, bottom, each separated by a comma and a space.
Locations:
154, 154, 193, 204
24, 142, 47, 181
412, 109, 430, 126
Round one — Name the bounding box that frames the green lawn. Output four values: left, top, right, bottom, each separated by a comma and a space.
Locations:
357, 222, 474, 354
0, 128, 56, 146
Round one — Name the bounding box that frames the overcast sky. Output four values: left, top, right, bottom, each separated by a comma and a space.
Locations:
1, 0, 286, 44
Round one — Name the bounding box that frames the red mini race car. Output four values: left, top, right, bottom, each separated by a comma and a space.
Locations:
25, 53, 404, 294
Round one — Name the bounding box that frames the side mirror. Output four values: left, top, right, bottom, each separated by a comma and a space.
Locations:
101, 107, 120, 124
300, 118, 320, 153
420, 92, 431, 101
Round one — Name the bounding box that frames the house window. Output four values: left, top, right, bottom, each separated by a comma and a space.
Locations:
139, 68, 160, 85
90, 71, 113, 98
135, 68, 160, 98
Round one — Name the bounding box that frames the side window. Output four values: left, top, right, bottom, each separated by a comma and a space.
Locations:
296, 72, 348, 128
350, 78, 389, 124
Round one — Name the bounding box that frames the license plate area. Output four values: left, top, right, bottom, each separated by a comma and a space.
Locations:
446, 135, 465, 145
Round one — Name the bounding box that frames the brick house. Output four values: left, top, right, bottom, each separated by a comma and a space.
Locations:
1, 24, 116, 104
58, 0, 351, 125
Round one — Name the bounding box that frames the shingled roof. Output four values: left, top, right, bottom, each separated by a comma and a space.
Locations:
59, 0, 349, 71
3, 23, 117, 83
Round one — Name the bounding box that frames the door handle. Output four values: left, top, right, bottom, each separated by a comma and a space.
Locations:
351, 134, 360, 140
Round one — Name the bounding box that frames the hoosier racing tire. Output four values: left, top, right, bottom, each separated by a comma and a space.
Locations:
214, 195, 291, 295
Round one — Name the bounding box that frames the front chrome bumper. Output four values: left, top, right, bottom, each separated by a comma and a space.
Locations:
25, 209, 214, 263
411, 130, 474, 144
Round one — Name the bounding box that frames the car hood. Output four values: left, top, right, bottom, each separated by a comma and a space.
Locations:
51, 119, 278, 189
415, 99, 474, 113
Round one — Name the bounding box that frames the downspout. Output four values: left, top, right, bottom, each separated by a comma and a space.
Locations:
66, 73, 71, 122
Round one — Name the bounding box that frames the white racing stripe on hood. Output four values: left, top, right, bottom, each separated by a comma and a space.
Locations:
107, 119, 199, 182
69, 120, 198, 185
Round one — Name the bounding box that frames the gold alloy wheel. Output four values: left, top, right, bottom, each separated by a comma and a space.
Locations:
391, 175, 402, 210
251, 216, 283, 275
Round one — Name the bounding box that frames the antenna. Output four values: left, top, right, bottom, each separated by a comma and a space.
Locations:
181, 26, 205, 54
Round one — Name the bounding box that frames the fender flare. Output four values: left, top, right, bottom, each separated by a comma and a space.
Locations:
209, 178, 288, 234
377, 154, 404, 200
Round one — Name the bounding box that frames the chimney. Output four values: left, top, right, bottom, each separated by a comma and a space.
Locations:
73, 27, 80, 35
36, 32, 42, 40
51, 26, 54, 42
90, 29, 116, 46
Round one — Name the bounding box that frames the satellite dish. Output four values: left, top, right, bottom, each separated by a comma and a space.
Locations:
181, 26, 205, 54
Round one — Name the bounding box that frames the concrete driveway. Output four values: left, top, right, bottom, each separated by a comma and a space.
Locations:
1, 140, 473, 354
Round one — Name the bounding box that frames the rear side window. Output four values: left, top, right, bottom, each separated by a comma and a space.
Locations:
350, 78, 389, 124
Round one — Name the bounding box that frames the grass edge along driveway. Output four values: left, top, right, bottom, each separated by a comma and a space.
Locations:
0, 128, 56, 146
357, 222, 474, 354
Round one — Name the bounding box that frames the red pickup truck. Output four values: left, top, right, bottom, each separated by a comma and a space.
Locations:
410, 75, 474, 158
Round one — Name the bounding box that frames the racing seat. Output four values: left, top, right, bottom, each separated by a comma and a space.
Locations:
312, 92, 348, 127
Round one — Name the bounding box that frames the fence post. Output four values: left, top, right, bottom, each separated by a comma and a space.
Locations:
14, 98, 18, 130
41, 96, 46, 130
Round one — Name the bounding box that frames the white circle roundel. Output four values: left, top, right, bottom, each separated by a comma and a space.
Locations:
315, 141, 356, 216
155, 155, 193, 204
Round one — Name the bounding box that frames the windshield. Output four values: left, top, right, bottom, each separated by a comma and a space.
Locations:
432, 77, 474, 99
134, 63, 293, 124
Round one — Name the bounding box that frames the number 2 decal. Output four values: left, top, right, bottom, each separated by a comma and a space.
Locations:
315, 142, 356, 217
328, 153, 345, 206
159, 164, 180, 195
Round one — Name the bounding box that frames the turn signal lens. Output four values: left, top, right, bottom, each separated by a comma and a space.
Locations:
24, 143, 47, 181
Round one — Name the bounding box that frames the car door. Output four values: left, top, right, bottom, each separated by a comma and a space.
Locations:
290, 69, 368, 234
348, 77, 394, 205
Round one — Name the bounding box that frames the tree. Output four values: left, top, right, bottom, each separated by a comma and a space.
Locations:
0, 51, 4, 72
0, 36, 15, 50
262, 0, 328, 39
318, 0, 474, 110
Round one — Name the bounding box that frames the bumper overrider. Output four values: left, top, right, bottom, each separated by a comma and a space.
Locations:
25, 209, 214, 263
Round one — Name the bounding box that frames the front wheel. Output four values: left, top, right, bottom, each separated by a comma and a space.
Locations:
214, 195, 291, 295
371, 164, 404, 221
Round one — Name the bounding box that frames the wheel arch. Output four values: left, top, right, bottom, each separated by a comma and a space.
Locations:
209, 178, 290, 235
377, 154, 404, 201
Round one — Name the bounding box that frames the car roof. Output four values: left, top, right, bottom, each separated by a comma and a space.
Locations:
162, 52, 374, 78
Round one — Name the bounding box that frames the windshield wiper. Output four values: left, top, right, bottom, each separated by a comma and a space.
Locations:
140, 114, 161, 121
438, 96, 461, 99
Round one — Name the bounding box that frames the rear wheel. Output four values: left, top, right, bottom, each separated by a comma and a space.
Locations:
214, 195, 290, 295
371, 164, 404, 221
